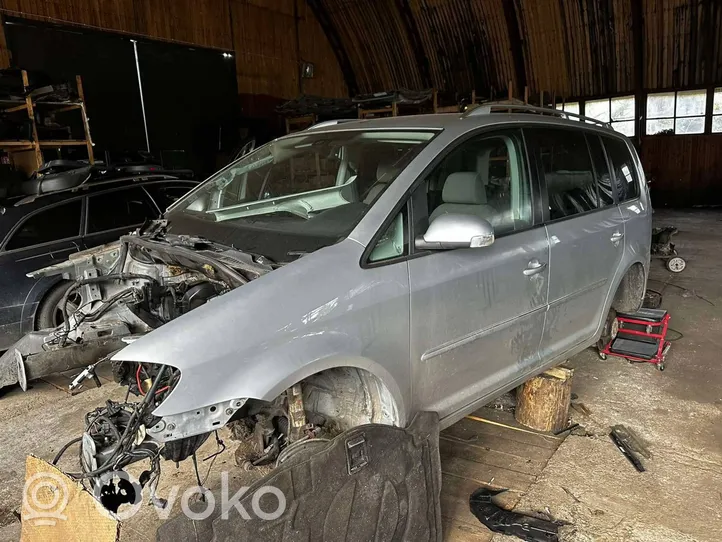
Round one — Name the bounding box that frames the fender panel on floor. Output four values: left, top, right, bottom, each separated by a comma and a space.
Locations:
156, 411, 442, 542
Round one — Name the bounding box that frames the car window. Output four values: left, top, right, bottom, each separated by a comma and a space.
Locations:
5, 199, 82, 251
87, 186, 158, 234
144, 183, 194, 212
527, 127, 599, 220
586, 134, 615, 206
425, 129, 532, 236
368, 205, 408, 263
603, 137, 640, 202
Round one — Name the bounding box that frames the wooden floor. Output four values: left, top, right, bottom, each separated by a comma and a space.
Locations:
439, 407, 564, 541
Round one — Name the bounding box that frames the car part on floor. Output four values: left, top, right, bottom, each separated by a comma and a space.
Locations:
156, 412, 442, 542
598, 308, 671, 371
469, 487, 559, 541
610, 426, 646, 472
651, 226, 686, 273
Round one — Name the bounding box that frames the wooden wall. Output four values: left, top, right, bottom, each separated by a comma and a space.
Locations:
641, 135, 722, 207
0, 0, 347, 103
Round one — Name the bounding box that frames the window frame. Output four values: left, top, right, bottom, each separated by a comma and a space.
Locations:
646, 89, 708, 135
141, 180, 198, 215
601, 135, 642, 204
525, 125, 626, 226
360, 125, 541, 269
584, 95, 636, 136
1, 197, 85, 254
84, 184, 161, 236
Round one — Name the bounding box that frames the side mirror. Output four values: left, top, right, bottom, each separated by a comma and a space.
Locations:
415, 214, 495, 250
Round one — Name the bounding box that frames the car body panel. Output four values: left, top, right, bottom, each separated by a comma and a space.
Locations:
112, 238, 411, 423
408, 226, 549, 418
540, 205, 626, 358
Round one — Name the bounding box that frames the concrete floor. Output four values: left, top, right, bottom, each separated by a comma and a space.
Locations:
497, 209, 722, 542
1, 209, 721, 541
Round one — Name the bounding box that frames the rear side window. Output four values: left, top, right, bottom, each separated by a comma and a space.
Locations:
144, 183, 194, 212
586, 134, 615, 206
87, 187, 158, 234
527, 128, 599, 220
5, 199, 82, 250
603, 137, 640, 202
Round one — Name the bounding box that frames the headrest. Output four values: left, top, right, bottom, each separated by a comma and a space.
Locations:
376, 162, 398, 181
442, 172, 487, 204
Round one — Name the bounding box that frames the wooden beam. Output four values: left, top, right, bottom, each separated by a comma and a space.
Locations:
502, 0, 527, 97
0, 13, 11, 69
306, 0, 358, 96
396, 0, 432, 88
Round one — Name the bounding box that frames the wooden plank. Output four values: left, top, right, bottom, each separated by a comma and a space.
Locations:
444, 417, 559, 452
441, 454, 537, 491
439, 436, 549, 476
38, 140, 91, 147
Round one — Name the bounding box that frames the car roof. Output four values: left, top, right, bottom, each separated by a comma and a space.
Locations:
0, 175, 196, 222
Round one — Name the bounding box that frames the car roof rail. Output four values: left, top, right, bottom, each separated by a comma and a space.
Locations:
306, 119, 358, 130
463, 100, 611, 128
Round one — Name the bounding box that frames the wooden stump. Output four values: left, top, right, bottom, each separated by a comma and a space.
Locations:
515, 367, 574, 433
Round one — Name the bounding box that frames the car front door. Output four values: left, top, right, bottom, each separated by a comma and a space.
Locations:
82, 185, 161, 249
407, 128, 549, 421
525, 127, 625, 360
0, 198, 84, 349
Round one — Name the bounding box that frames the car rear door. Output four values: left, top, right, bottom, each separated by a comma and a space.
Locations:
525, 127, 625, 361
0, 198, 84, 348
407, 127, 549, 421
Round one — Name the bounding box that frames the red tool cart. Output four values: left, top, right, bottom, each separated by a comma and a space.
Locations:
598, 308, 672, 371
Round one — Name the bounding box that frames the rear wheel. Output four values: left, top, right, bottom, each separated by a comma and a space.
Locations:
597, 308, 618, 351
36, 282, 81, 330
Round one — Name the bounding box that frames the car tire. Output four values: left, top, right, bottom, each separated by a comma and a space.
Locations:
36, 282, 79, 330
597, 308, 618, 352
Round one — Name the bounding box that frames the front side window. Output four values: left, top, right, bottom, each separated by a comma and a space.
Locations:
603, 137, 640, 202
527, 127, 599, 220
144, 183, 195, 212
5, 199, 82, 251
87, 187, 158, 234
368, 205, 408, 263
424, 129, 532, 236
170, 130, 435, 256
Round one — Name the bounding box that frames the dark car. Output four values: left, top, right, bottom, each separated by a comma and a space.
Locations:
0, 174, 198, 350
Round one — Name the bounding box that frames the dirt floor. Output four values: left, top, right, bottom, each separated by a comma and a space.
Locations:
493, 209, 722, 542
0, 209, 720, 541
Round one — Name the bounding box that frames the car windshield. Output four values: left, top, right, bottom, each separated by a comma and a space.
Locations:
167, 129, 435, 260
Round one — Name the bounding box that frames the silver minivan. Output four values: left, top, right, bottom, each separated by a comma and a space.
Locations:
2, 105, 651, 467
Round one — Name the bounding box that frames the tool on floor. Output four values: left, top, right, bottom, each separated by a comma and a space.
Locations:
469, 487, 559, 541
598, 308, 671, 371
651, 225, 686, 273
609, 426, 646, 472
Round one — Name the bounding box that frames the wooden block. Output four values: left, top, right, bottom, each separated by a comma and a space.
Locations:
515, 366, 574, 433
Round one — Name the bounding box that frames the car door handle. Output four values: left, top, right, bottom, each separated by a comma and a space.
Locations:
610, 231, 624, 244
523, 259, 547, 276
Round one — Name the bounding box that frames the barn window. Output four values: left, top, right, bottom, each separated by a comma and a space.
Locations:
555, 101, 580, 120
647, 89, 707, 135
712, 88, 722, 133
584, 96, 635, 136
